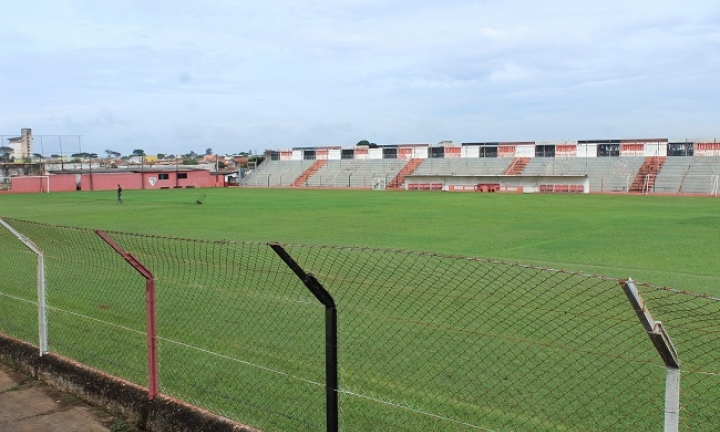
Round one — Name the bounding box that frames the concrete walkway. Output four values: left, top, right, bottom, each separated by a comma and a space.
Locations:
0, 362, 135, 432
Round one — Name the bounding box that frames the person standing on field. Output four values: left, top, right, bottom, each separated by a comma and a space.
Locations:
117, 185, 123, 203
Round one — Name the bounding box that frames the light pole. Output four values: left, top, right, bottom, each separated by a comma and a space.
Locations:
175, 154, 179, 188
141, 153, 145, 189
89, 153, 97, 191
59, 137, 64, 171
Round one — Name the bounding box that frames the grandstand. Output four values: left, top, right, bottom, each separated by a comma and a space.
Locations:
307, 159, 406, 188
246, 160, 310, 187
654, 156, 720, 195
412, 157, 508, 176
245, 140, 720, 195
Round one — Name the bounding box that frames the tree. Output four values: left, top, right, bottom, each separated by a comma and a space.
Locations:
157, 153, 166, 160
0, 146, 12, 162
105, 149, 121, 159
132, 149, 146, 157
357, 140, 378, 148
70, 153, 87, 170
205, 148, 213, 155
248, 155, 266, 166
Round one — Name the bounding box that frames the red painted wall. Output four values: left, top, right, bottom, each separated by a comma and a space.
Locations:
10, 176, 49, 193
50, 175, 78, 192
4, 171, 218, 194
81, 173, 142, 191
9, 175, 77, 193
80, 171, 218, 191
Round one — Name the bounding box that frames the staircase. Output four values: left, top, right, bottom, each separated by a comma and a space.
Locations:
291, 160, 327, 187
629, 157, 666, 193
503, 157, 530, 175
388, 158, 424, 189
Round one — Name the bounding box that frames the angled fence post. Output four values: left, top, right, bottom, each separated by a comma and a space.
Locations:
270, 243, 338, 432
622, 278, 680, 432
96, 230, 159, 401
0, 218, 48, 355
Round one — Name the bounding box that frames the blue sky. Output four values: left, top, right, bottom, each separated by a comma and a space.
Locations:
1, 1, 719, 156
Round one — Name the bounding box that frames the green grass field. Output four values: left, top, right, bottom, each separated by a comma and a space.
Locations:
1, 188, 719, 296
2, 187, 719, 431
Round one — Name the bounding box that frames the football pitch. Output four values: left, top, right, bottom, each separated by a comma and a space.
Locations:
1, 187, 718, 297
1, 187, 719, 430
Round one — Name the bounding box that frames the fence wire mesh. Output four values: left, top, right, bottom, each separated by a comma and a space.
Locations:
102, 231, 327, 431
0, 217, 718, 431
3, 219, 148, 385
281, 245, 669, 431
637, 285, 720, 429
0, 222, 38, 343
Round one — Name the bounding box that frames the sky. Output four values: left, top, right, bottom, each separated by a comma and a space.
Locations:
1, 0, 719, 157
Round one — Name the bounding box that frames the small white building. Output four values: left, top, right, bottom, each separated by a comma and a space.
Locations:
5, 128, 33, 159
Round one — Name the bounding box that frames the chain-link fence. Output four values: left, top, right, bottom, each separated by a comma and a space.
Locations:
0, 217, 718, 431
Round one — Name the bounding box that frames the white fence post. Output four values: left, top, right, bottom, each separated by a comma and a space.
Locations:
0, 218, 48, 355
622, 278, 680, 432
665, 367, 681, 432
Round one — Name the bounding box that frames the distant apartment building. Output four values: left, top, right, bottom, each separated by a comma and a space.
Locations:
6, 128, 33, 159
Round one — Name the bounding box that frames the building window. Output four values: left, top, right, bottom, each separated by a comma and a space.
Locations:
382, 148, 397, 159
466, 143, 499, 158
535, 145, 556, 157
429, 147, 444, 158
667, 143, 694, 156
159, 173, 169, 180
177, 173, 188, 179
597, 143, 620, 157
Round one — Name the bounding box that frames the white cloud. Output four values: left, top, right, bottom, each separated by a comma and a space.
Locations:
489, 63, 532, 82
1, 0, 719, 155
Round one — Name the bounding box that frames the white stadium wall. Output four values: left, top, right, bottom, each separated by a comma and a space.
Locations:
576, 143, 597, 158
413, 146, 429, 159
404, 174, 589, 194
328, 148, 342, 160
462, 145, 480, 158
515, 145, 535, 158
368, 148, 383, 159
271, 139, 716, 162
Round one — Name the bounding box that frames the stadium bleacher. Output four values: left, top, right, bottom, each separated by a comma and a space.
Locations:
244, 152, 719, 195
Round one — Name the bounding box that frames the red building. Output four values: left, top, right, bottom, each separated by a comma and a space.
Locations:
4, 169, 223, 194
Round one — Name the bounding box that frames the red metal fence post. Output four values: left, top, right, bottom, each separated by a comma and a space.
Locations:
95, 230, 159, 400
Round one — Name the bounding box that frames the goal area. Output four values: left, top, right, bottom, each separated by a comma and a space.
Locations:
372, 178, 386, 191
0, 176, 51, 193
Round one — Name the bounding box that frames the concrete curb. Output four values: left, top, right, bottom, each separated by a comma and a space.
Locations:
0, 334, 260, 432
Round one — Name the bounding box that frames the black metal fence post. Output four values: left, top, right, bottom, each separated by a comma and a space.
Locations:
270, 243, 338, 432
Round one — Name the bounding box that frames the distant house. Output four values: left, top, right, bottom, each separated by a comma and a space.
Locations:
127, 154, 157, 164
201, 154, 220, 164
